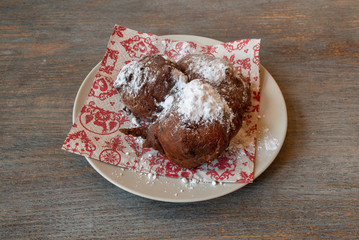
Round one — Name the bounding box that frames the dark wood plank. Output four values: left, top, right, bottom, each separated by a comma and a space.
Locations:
1, 0, 358, 239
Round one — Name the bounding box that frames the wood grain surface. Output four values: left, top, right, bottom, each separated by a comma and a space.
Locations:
1, 0, 358, 239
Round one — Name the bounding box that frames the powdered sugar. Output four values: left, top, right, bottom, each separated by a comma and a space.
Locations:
176, 79, 233, 124
185, 55, 231, 86
114, 55, 238, 126
259, 128, 279, 151
170, 68, 188, 90
114, 60, 156, 96
158, 68, 188, 117
159, 95, 174, 115
116, 56, 236, 125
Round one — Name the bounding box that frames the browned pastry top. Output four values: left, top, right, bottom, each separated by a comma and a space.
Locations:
114, 54, 250, 168
114, 55, 188, 122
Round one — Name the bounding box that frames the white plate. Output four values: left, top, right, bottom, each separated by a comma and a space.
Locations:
73, 35, 287, 202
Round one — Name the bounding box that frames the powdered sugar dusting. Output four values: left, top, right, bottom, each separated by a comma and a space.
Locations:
170, 68, 188, 93
159, 95, 174, 116
258, 127, 279, 152
176, 79, 233, 124
186, 55, 230, 86
114, 60, 156, 96
157, 68, 188, 118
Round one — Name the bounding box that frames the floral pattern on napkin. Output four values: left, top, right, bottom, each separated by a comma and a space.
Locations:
62, 25, 261, 183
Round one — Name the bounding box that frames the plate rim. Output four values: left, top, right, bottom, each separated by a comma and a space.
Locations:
72, 34, 287, 202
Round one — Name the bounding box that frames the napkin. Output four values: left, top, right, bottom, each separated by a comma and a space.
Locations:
62, 25, 261, 183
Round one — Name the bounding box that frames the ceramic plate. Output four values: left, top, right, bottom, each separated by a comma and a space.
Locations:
73, 35, 287, 202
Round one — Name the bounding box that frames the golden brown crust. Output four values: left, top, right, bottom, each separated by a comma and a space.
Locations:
177, 54, 251, 138
152, 113, 230, 168
115, 54, 250, 168
114, 55, 187, 122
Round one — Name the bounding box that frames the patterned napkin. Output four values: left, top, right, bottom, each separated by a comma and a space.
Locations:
62, 25, 261, 183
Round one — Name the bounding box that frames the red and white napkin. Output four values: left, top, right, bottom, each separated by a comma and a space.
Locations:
62, 25, 261, 183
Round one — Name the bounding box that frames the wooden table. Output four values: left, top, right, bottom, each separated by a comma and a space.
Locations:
1, 0, 358, 239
